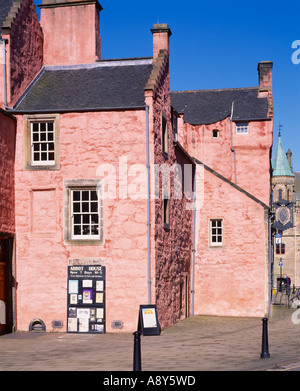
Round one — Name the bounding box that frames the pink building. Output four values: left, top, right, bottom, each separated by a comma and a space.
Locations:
0, 0, 273, 334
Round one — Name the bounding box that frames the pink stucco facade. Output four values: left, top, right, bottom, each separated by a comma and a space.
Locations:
0, 0, 274, 334
193, 165, 269, 317
179, 114, 273, 207
40, 1, 101, 65
14, 109, 152, 332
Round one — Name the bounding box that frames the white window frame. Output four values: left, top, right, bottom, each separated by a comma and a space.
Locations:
71, 189, 100, 240
24, 114, 60, 170
64, 179, 104, 245
210, 219, 223, 247
31, 121, 55, 166
236, 122, 248, 134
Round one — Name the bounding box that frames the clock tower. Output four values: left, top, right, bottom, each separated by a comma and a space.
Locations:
271, 129, 297, 287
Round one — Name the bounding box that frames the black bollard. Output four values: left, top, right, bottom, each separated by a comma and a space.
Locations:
133, 331, 142, 371
260, 317, 270, 359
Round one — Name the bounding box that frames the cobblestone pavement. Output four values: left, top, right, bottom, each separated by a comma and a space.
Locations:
0, 306, 299, 373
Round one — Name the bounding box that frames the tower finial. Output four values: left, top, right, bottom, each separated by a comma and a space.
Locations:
278, 123, 283, 137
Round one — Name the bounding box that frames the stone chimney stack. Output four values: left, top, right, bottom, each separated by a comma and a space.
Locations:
39, 0, 102, 66
151, 23, 172, 61
257, 61, 273, 96
286, 149, 293, 172
257, 61, 273, 117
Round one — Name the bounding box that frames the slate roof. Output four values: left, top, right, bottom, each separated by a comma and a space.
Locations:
170, 88, 270, 125
272, 135, 294, 177
0, 0, 14, 36
14, 59, 154, 111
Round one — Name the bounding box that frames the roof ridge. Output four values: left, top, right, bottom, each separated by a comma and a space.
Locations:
171, 87, 258, 94
44, 58, 153, 71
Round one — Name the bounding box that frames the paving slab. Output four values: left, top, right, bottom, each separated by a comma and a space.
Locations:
0, 306, 299, 373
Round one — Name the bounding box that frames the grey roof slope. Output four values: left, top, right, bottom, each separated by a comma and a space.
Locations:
171, 88, 270, 125
0, 0, 14, 36
15, 61, 154, 111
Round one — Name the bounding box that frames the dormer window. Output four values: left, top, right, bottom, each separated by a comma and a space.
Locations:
236, 122, 248, 134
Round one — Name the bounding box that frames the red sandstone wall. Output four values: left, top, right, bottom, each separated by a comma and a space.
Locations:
151, 54, 193, 329
14, 110, 150, 332
194, 166, 269, 317
0, 111, 15, 234
3, 0, 43, 106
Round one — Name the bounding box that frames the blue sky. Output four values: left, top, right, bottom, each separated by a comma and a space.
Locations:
35, 0, 300, 170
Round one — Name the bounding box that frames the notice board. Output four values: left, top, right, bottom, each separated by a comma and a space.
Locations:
138, 305, 160, 336
67, 265, 105, 334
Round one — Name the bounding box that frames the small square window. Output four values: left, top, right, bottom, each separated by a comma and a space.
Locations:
236, 122, 248, 134
213, 129, 219, 138
210, 219, 223, 247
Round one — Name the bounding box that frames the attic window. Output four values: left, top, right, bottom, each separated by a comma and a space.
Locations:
236, 122, 248, 134
212, 129, 219, 138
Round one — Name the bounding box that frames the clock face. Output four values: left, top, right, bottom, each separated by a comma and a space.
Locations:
277, 206, 290, 225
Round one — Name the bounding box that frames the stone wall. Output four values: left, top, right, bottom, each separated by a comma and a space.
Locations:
150, 51, 193, 328
0, 110, 15, 235
2, 0, 43, 106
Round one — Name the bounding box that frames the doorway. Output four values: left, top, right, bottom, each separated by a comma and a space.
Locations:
0, 237, 14, 335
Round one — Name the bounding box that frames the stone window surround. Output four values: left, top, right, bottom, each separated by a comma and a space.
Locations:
23, 114, 60, 170
64, 179, 104, 246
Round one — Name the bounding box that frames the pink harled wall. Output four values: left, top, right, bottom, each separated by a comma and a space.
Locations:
40, 1, 101, 65
0, 111, 15, 235
194, 166, 269, 317
181, 117, 273, 206
14, 109, 151, 332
